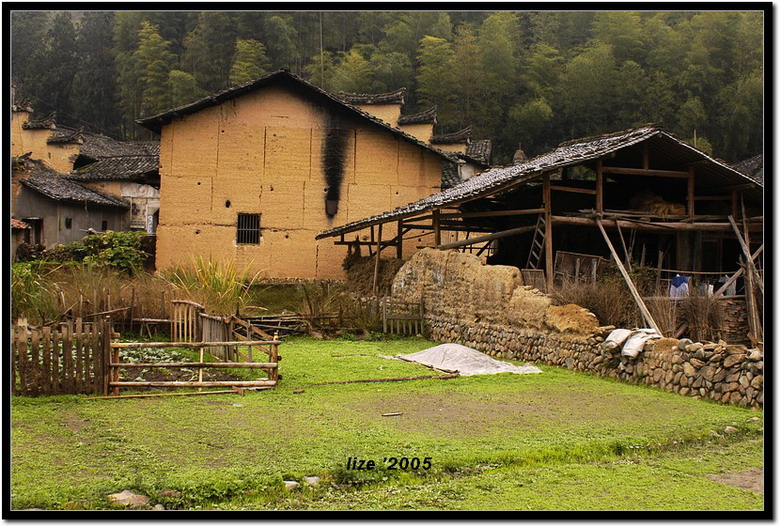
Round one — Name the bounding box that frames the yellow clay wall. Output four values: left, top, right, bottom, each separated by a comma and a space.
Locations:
155, 84, 444, 280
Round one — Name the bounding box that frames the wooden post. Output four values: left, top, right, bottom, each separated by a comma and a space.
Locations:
615, 221, 632, 272
728, 216, 763, 294
655, 250, 664, 294
432, 209, 441, 248
595, 159, 604, 213
596, 219, 662, 335
687, 168, 695, 217
373, 223, 383, 297
543, 175, 553, 289
129, 286, 135, 333
396, 220, 403, 259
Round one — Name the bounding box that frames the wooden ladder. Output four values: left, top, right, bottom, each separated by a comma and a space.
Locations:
526, 214, 546, 269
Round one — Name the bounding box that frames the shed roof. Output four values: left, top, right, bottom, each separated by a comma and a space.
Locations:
732, 154, 763, 184
16, 160, 129, 209
338, 87, 406, 105
317, 126, 762, 239
397, 106, 437, 126
136, 70, 457, 163
12, 218, 30, 230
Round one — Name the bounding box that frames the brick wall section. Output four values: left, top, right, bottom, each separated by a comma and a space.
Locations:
392, 249, 763, 408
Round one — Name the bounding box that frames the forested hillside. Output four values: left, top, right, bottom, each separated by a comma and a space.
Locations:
11, 10, 764, 164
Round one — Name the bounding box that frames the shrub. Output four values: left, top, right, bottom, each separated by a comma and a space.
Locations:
37, 231, 147, 274
680, 291, 723, 342
550, 277, 642, 329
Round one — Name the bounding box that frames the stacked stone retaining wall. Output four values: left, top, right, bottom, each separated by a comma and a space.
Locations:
392, 249, 762, 408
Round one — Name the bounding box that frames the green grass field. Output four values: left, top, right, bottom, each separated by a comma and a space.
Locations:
10, 336, 763, 511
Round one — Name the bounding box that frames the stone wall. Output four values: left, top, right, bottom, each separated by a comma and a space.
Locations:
391, 249, 762, 408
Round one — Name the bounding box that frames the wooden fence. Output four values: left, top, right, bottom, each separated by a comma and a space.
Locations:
11, 317, 112, 396
382, 299, 426, 336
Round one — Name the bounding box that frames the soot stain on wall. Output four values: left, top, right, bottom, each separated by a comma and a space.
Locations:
322, 119, 349, 217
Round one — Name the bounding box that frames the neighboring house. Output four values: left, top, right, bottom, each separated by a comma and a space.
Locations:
136, 69, 487, 280
12, 157, 129, 251
11, 105, 160, 234
11, 218, 31, 261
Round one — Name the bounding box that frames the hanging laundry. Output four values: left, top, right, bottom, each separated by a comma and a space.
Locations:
670, 274, 689, 298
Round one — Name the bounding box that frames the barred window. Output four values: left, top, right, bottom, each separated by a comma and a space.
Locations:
237, 213, 261, 245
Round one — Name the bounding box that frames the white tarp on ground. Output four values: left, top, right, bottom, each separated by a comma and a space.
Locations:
394, 343, 543, 376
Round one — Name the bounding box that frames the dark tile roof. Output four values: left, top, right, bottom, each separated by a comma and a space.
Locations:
22, 112, 57, 130
441, 162, 461, 189
69, 156, 160, 182
732, 154, 763, 184
16, 159, 129, 209
12, 218, 30, 229
317, 126, 762, 239
430, 126, 472, 145
465, 139, 492, 165
136, 70, 457, 164
338, 87, 406, 105
397, 106, 437, 126
47, 127, 85, 145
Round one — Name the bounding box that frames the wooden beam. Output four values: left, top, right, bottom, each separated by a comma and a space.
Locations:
596, 219, 662, 335
694, 195, 731, 201
712, 244, 763, 297
432, 209, 441, 247
549, 185, 597, 195
438, 208, 545, 219
373, 223, 383, 296
550, 215, 763, 232
595, 159, 604, 213
728, 215, 763, 294
602, 166, 690, 179
544, 175, 553, 290
396, 220, 403, 259
615, 221, 632, 272
687, 168, 695, 217
435, 224, 537, 250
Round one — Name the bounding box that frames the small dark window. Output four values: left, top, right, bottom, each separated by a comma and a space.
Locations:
64, 218, 72, 229
101, 220, 108, 232
237, 213, 261, 245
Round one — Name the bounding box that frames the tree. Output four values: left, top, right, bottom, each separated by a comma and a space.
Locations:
415, 35, 456, 116
69, 12, 121, 136
449, 26, 483, 127
592, 11, 647, 64
263, 14, 298, 70
229, 39, 271, 86
168, 69, 206, 107
367, 49, 413, 92
134, 21, 175, 116
34, 12, 79, 119
559, 43, 618, 138
182, 12, 238, 93
326, 48, 374, 93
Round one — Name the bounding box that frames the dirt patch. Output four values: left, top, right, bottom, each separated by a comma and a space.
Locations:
347, 387, 659, 439
707, 468, 763, 493
61, 413, 91, 433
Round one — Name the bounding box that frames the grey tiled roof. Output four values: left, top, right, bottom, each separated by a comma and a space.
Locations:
22, 112, 57, 130
136, 70, 457, 164
397, 106, 437, 126
317, 126, 762, 239
17, 160, 129, 209
69, 156, 159, 182
465, 139, 492, 165
732, 154, 763, 184
430, 126, 472, 145
338, 87, 406, 105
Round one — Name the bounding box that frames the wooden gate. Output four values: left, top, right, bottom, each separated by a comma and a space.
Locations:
12, 317, 112, 396
171, 300, 204, 342
382, 299, 426, 336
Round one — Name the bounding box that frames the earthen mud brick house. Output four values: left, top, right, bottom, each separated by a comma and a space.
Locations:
137, 70, 487, 279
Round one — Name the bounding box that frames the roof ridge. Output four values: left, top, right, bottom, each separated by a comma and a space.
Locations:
398, 105, 437, 125
338, 87, 406, 105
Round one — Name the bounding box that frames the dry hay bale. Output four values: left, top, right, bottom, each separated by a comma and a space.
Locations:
506, 287, 551, 329
652, 337, 680, 354
545, 304, 600, 335
629, 190, 686, 217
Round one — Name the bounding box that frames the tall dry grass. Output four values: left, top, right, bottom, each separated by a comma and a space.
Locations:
550, 278, 643, 329
681, 291, 724, 342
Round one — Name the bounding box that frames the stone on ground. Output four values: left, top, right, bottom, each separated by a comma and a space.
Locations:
107, 490, 150, 508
